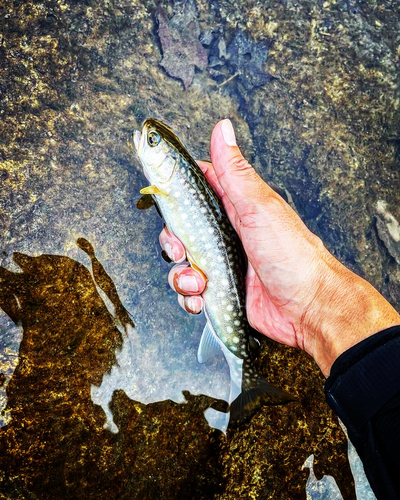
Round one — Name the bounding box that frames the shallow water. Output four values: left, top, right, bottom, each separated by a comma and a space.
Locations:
1, 0, 399, 498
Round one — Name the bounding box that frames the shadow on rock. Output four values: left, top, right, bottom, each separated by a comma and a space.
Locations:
0, 242, 224, 499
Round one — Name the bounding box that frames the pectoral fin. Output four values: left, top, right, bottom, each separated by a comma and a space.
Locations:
198, 321, 221, 363
136, 194, 155, 210
140, 185, 167, 196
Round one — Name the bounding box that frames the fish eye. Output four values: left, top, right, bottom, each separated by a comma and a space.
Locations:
147, 131, 161, 147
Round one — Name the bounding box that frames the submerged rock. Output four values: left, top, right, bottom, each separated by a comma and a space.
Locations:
227, 30, 274, 91
375, 200, 400, 265
157, 1, 208, 89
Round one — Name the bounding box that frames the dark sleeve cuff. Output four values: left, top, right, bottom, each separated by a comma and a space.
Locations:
324, 325, 400, 437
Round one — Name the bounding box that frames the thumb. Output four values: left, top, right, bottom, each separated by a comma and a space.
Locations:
210, 120, 276, 217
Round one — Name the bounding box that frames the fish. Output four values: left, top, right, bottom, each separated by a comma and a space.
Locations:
133, 118, 295, 428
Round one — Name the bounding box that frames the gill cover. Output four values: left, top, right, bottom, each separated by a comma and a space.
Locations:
137, 121, 177, 185
142, 118, 223, 218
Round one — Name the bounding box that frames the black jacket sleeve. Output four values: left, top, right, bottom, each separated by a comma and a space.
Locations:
325, 325, 400, 500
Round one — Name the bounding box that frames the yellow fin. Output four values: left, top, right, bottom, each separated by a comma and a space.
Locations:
187, 255, 208, 283
140, 185, 167, 196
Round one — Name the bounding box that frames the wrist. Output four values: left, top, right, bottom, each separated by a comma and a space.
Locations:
302, 250, 400, 377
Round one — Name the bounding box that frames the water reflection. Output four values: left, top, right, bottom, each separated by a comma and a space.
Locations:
0, 245, 225, 497
73, 236, 231, 432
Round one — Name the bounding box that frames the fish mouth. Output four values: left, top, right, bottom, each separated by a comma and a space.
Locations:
133, 130, 151, 180
133, 130, 142, 153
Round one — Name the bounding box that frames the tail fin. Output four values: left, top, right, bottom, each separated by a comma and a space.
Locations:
229, 368, 296, 426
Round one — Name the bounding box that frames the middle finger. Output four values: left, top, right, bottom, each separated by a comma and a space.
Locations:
167, 264, 207, 295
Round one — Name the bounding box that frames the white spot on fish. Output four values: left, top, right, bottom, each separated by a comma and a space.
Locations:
224, 314, 230, 321
233, 337, 240, 344
227, 326, 233, 333
200, 207, 207, 213
173, 191, 181, 197
234, 320, 240, 326
217, 291, 224, 298
238, 329, 245, 334
182, 213, 188, 219
238, 312, 243, 317
227, 304, 233, 312
221, 278, 229, 286
189, 235, 195, 242
184, 199, 190, 205
230, 345, 237, 351
208, 228, 214, 234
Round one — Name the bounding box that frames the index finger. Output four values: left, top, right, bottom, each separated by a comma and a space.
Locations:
197, 160, 225, 199
159, 226, 186, 263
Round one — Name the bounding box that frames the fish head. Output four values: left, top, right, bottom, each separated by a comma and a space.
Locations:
133, 118, 181, 187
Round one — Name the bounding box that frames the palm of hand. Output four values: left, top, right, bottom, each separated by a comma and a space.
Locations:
245, 262, 302, 349
229, 197, 322, 351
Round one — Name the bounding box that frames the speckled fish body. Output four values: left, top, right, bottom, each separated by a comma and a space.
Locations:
134, 118, 293, 427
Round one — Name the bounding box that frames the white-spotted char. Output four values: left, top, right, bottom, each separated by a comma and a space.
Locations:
133, 118, 295, 428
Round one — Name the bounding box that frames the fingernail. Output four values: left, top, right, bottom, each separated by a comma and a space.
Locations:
221, 119, 236, 146
164, 242, 174, 261
185, 296, 203, 314
178, 275, 199, 293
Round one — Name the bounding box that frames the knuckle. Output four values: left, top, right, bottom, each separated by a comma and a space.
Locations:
311, 232, 325, 251
236, 204, 261, 230
229, 154, 252, 172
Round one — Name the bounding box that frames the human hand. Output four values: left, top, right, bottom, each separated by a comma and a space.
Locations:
160, 119, 400, 376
